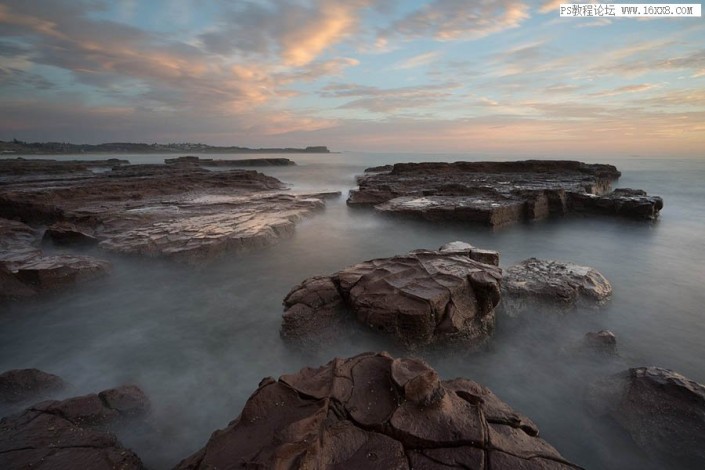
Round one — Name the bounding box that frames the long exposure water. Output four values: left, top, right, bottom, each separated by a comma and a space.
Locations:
1, 152, 704, 469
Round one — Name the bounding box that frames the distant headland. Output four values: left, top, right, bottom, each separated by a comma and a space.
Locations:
0, 139, 331, 155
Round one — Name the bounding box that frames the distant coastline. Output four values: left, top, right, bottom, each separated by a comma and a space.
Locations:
0, 140, 331, 155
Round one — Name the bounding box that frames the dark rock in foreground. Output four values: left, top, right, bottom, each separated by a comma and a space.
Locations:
0, 384, 148, 469
501, 258, 612, 315
282, 243, 502, 348
165, 155, 296, 167
176, 352, 580, 469
0, 369, 65, 404
0, 218, 110, 300
587, 367, 705, 468
348, 160, 662, 226
0, 160, 338, 263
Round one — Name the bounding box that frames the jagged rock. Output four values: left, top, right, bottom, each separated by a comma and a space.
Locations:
0, 369, 65, 404
44, 221, 98, 245
0, 384, 148, 469
282, 244, 502, 348
165, 156, 295, 166
0, 161, 338, 262
501, 258, 612, 315
584, 330, 617, 353
175, 352, 579, 469
0, 218, 110, 300
587, 367, 705, 468
348, 160, 662, 226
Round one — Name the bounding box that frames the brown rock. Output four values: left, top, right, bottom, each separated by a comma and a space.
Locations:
175, 352, 579, 469
282, 243, 502, 348
587, 367, 705, 468
0, 368, 65, 404
0, 161, 338, 262
501, 258, 612, 315
44, 221, 98, 245
0, 217, 110, 300
0, 384, 148, 469
347, 160, 662, 226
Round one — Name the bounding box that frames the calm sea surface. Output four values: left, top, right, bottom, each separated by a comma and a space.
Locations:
1, 152, 704, 469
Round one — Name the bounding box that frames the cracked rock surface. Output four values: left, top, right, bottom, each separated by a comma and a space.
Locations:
348, 160, 662, 226
501, 258, 612, 315
282, 243, 502, 348
175, 352, 580, 469
587, 367, 705, 468
0, 160, 338, 263
0, 384, 149, 469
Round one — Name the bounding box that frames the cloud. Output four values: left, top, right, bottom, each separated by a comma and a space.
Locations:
589, 83, 657, 98
198, 0, 381, 66
322, 82, 461, 113
391, 51, 440, 70
381, 0, 529, 42
539, 1, 562, 14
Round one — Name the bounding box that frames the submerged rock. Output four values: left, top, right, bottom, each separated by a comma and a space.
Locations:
0, 161, 338, 263
282, 243, 502, 348
0, 369, 65, 404
501, 258, 612, 315
348, 160, 662, 226
175, 352, 580, 469
584, 330, 617, 353
587, 367, 705, 468
0, 384, 148, 469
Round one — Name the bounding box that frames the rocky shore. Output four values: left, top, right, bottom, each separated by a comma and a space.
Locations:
348, 160, 663, 226
0, 158, 339, 267
1, 157, 694, 469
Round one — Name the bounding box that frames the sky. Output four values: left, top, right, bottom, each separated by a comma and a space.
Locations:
0, 0, 703, 156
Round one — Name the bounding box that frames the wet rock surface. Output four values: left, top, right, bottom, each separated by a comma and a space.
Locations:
348, 160, 662, 226
587, 367, 705, 468
176, 352, 579, 470
0, 369, 65, 405
164, 155, 295, 166
0, 218, 110, 300
501, 258, 612, 315
282, 244, 502, 348
0, 384, 149, 469
0, 160, 338, 263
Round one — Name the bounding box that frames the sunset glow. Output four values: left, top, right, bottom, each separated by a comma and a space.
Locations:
1, 0, 703, 156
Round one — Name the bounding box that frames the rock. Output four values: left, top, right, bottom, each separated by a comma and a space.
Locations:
165, 155, 296, 166
282, 244, 502, 348
44, 222, 98, 245
570, 188, 664, 220
348, 160, 662, 226
32, 384, 150, 426
15, 255, 110, 289
175, 352, 579, 469
0, 369, 65, 404
0, 161, 338, 262
0, 218, 110, 300
501, 258, 612, 315
584, 330, 617, 353
0, 385, 147, 469
98, 385, 150, 418
587, 367, 705, 468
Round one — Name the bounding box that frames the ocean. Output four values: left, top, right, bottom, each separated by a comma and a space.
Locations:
1, 152, 704, 469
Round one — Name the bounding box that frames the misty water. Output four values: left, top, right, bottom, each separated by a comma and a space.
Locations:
1, 152, 704, 469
